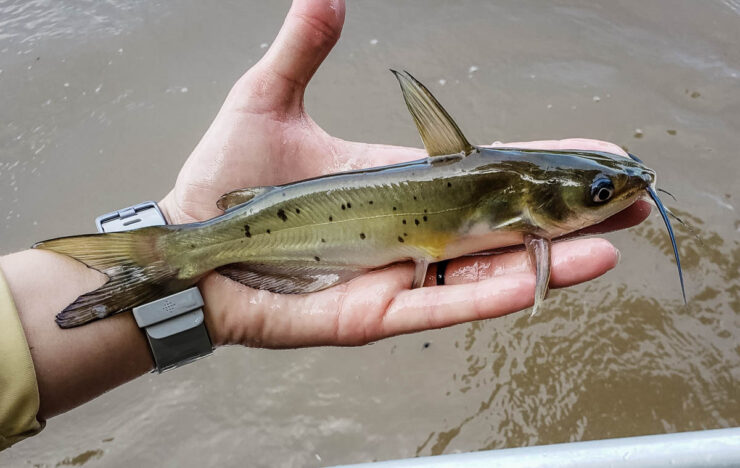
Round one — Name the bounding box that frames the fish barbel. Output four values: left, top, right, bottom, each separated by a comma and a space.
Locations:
35, 71, 683, 328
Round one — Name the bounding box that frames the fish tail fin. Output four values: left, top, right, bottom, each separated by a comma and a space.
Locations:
33, 226, 191, 328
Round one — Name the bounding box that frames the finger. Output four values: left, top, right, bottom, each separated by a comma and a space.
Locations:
244, 0, 345, 114
490, 138, 628, 156
578, 199, 651, 235
203, 238, 617, 347
382, 238, 619, 335
423, 238, 618, 287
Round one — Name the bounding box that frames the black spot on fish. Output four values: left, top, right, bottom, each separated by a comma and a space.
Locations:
243, 224, 251, 238
413, 196, 417, 200
369, 200, 374, 205
295, 208, 301, 214
329, 215, 333, 222
393, 206, 397, 211
402, 219, 407, 225
423, 215, 428, 222
414, 219, 420, 226
347, 202, 352, 209
314, 256, 321, 262
360, 233, 366, 239
277, 209, 287, 222
403, 232, 408, 237
447, 182, 452, 188
424, 209, 428, 213
423, 342, 430, 349
266, 229, 271, 234
190, 244, 196, 249
321, 238, 326, 243
341, 204, 346, 210
398, 236, 405, 243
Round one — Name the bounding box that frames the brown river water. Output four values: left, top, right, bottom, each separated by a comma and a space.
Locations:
1, 1, 738, 466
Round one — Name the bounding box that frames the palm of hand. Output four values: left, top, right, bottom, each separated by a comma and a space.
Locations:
159, 0, 646, 348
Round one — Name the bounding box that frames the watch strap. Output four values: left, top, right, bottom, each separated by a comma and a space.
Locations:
97, 201, 213, 373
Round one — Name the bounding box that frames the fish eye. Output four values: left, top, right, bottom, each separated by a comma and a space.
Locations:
590, 176, 615, 204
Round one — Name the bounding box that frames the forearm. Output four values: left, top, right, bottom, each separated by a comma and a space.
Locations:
0, 249, 153, 420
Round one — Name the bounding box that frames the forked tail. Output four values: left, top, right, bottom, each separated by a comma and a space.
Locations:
33, 226, 193, 328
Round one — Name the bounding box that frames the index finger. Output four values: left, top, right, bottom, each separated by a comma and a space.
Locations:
489, 137, 628, 156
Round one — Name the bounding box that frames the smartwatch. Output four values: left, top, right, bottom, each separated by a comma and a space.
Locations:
96, 201, 213, 373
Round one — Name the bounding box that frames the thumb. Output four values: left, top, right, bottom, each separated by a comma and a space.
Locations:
244, 0, 345, 114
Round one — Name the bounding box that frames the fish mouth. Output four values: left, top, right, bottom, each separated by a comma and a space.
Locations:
628, 153, 687, 304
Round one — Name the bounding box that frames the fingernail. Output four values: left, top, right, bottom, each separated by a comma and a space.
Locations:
614, 247, 621, 265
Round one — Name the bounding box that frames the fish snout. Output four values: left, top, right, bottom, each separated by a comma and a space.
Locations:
640, 170, 656, 187
625, 166, 656, 189
625, 152, 656, 187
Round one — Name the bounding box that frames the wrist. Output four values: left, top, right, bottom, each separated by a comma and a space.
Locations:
158, 192, 227, 347
158, 191, 177, 225
198, 273, 229, 347
0, 249, 153, 418
95, 198, 215, 371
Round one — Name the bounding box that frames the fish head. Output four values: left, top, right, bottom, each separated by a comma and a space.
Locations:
555, 150, 687, 303
562, 153, 655, 225
513, 149, 656, 234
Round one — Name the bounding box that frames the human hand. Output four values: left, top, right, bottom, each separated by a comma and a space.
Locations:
159, 0, 649, 348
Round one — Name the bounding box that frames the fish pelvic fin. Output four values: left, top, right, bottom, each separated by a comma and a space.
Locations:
412, 259, 430, 289
33, 227, 193, 328
524, 234, 552, 317
217, 186, 274, 211
391, 70, 474, 157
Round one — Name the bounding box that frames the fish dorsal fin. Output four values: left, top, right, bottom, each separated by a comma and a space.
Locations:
392, 70, 474, 157
217, 187, 273, 211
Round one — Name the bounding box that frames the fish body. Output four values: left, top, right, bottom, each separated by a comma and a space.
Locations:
36, 71, 675, 329
173, 148, 650, 277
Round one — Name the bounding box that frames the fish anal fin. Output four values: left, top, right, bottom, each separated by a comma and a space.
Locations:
216, 262, 369, 294
391, 70, 474, 157
217, 186, 274, 211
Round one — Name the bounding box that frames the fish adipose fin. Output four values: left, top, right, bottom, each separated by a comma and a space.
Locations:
217, 186, 274, 211
524, 234, 552, 317
33, 227, 192, 328
217, 262, 369, 294
391, 70, 474, 157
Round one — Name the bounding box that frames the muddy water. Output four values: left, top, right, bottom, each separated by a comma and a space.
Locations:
1, 0, 738, 466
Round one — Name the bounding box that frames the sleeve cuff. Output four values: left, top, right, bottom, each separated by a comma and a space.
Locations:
0, 266, 43, 450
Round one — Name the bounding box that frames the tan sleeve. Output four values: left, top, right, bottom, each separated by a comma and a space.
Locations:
0, 267, 43, 451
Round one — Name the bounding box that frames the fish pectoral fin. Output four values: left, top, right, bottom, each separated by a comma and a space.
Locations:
391, 70, 474, 157
217, 186, 274, 211
216, 262, 369, 294
524, 234, 552, 317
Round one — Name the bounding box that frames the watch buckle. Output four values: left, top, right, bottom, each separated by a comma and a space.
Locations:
96, 201, 166, 233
